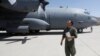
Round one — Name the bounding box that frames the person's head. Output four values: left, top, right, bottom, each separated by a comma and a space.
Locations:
66, 20, 73, 28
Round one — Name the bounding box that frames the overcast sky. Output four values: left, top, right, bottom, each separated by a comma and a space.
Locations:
47, 0, 100, 17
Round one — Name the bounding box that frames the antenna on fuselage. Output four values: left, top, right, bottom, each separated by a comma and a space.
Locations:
84, 9, 90, 15
59, 6, 63, 8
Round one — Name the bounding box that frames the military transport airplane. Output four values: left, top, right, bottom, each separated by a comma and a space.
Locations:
0, 0, 99, 33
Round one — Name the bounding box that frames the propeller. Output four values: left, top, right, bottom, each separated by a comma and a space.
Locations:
39, 0, 49, 11
37, 0, 49, 19
8, 0, 16, 5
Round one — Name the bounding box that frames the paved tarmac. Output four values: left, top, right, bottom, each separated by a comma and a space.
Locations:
0, 26, 100, 56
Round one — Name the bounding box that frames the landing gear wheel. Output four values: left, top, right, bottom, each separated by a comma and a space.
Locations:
90, 27, 93, 32
77, 29, 83, 33
7, 32, 15, 35
35, 30, 40, 33
29, 30, 34, 33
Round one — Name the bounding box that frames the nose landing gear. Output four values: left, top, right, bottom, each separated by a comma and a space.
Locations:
77, 29, 83, 33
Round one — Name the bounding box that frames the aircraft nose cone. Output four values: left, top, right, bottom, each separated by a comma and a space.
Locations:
91, 17, 100, 25
94, 17, 100, 25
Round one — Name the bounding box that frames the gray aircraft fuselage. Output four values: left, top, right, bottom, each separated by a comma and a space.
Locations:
26, 8, 98, 29
45, 8, 98, 29
0, 4, 99, 33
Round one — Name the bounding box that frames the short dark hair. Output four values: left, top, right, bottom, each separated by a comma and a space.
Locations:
68, 20, 74, 25
71, 20, 74, 25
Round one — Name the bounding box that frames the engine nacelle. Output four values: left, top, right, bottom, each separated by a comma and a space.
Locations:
23, 18, 50, 30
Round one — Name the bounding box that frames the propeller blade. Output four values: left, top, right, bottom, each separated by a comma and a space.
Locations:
8, 0, 16, 5
39, 0, 49, 11
38, 5, 47, 19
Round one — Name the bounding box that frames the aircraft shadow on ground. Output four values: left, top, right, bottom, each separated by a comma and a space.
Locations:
0, 31, 92, 44
0, 37, 29, 44
0, 33, 37, 44
0, 31, 63, 44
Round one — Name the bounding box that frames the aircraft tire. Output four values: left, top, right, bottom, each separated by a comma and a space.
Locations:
35, 30, 40, 33
77, 29, 83, 33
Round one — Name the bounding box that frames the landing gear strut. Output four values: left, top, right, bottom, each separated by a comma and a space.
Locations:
90, 27, 93, 32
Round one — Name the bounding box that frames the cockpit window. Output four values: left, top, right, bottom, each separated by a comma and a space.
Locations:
84, 9, 90, 15
84, 11, 90, 15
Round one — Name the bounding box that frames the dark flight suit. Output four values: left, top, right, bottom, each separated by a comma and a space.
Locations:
63, 27, 77, 56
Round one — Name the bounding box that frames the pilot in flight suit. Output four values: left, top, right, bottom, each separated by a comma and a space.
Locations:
60, 20, 77, 56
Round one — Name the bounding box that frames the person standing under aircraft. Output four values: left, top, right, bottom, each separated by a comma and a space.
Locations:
60, 20, 77, 56
91, 27, 93, 32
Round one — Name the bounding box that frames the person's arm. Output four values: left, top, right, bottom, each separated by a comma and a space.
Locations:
60, 36, 65, 46
60, 29, 66, 46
